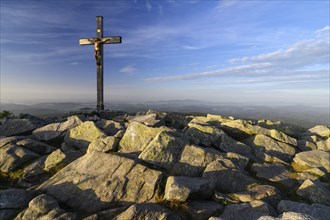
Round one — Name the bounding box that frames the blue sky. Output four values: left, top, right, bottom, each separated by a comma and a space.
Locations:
1, 0, 329, 107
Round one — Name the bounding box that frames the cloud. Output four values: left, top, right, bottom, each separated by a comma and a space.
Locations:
146, 0, 152, 11
146, 26, 329, 83
120, 65, 136, 74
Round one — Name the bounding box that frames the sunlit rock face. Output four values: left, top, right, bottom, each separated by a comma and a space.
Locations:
0, 110, 329, 220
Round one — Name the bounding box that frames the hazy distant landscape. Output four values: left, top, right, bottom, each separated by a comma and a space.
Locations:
1, 100, 328, 128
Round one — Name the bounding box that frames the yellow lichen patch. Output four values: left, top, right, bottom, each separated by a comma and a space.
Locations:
291, 161, 312, 172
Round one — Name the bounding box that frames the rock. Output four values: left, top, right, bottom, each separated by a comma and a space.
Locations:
186, 200, 223, 220
16, 139, 55, 155
267, 129, 297, 146
307, 125, 330, 138
138, 131, 188, 169
297, 167, 329, 182
0, 136, 24, 148
164, 176, 214, 202
246, 134, 296, 162
218, 134, 253, 159
15, 194, 76, 220
128, 113, 165, 127
230, 185, 281, 206
225, 152, 250, 170
119, 121, 172, 154
0, 119, 43, 136
32, 115, 83, 142
296, 179, 330, 206
184, 118, 225, 147
277, 200, 330, 220
43, 149, 67, 173
0, 144, 40, 173
251, 163, 296, 189
258, 212, 318, 220
113, 203, 181, 220
37, 151, 163, 213
64, 121, 106, 150
83, 207, 127, 220
21, 156, 48, 184
219, 200, 275, 220
293, 150, 330, 172
87, 136, 119, 153
95, 119, 124, 136
0, 188, 35, 209
316, 137, 330, 151
203, 160, 258, 193
170, 145, 224, 177
297, 140, 317, 151
220, 120, 256, 140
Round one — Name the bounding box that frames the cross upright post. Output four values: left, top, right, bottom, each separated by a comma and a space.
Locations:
79, 16, 122, 111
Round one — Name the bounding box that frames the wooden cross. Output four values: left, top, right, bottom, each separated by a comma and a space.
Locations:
79, 16, 122, 111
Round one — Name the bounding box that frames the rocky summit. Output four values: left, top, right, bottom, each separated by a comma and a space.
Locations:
0, 110, 329, 220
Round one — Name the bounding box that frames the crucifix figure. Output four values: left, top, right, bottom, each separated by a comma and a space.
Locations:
79, 16, 122, 111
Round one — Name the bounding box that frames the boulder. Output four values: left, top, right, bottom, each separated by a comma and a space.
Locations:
186, 200, 223, 220
170, 145, 224, 177
21, 156, 48, 184
0, 119, 43, 136
95, 119, 124, 136
138, 131, 188, 169
128, 113, 165, 127
307, 125, 330, 138
316, 137, 330, 151
0, 188, 35, 209
296, 179, 330, 206
83, 207, 127, 220
218, 134, 254, 159
230, 185, 281, 206
202, 160, 258, 193
43, 149, 67, 173
16, 139, 55, 155
64, 121, 106, 150
37, 151, 163, 213
164, 176, 214, 202
15, 194, 76, 220
113, 203, 180, 220
33, 115, 82, 142
277, 200, 330, 220
220, 120, 256, 140
87, 136, 119, 153
184, 118, 225, 147
218, 200, 275, 220
119, 122, 172, 153
225, 152, 250, 170
258, 212, 318, 220
0, 144, 40, 173
293, 150, 330, 172
251, 163, 297, 189
245, 134, 296, 162
297, 140, 317, 151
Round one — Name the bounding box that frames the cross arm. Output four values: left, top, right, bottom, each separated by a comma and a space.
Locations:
79, 36, 122, 45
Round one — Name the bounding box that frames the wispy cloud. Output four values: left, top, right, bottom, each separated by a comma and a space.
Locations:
146, 26, 329, 83
120, 65, 137, 74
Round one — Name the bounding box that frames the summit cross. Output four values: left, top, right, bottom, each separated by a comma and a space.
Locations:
79, 16, 122, 111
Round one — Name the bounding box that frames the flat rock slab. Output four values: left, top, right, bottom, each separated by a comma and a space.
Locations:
277, 200, 330, 220
0, 119, 43, 136
164, 176, 214, 202
307, 125, 330, 138
113, 203, 181, 220
293, 150, 330, 172
37, 151, 163, 213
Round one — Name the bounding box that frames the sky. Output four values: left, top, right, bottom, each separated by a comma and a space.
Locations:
1, 0, 329, 107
